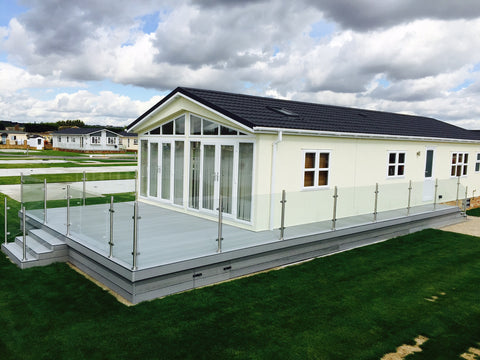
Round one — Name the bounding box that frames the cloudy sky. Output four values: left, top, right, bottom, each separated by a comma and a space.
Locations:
1, 0, 480, 128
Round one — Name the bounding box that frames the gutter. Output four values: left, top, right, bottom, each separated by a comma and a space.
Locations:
269, 131, 283, 231
253, 126, 480, 144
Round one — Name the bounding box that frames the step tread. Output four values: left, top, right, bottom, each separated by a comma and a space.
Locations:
15, 236, 52, 255
29, 229, 66, 246
2, 242, 36, 262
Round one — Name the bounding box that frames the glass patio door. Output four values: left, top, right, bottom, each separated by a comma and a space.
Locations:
201, 143, 234, 215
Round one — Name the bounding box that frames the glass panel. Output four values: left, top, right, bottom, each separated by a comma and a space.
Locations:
459, 153, 463, 163
319, 153, 329, 168
476, 163, 480, 172
189, 141, 200, 209
318, 170, 328, 186
220, 126, 237, 135
389, 153, 396, 163
203, 119, 218, 135
305, 153, 315, 168
477, 153, 480, 161
190, 115, 201, 135
220, 145, 234, 214
149, 143, 158, 197
398, 153, 405, 163
161, 143, 171, 200
425, 150, 433, 178
174, 141, 184, 205
464, 154, 468, 163
175, 115, 185, 135
162, 121, 174, 135
451, 166, 456, 176
237, 143, 253, 221
463, 165, 468, 176
397, 165, 404, 176
202, 145, 216, 210
140, 140, 148, 196
150, 127, 160, 135
456, 165, 462, 176
304, 171, 314, 186
452, 153, 457, 164
388, 165, 396, 176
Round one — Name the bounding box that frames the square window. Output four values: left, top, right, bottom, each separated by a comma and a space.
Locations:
303, 151, 330, 188
451, 152, 468, 177
387, 151, 406, 177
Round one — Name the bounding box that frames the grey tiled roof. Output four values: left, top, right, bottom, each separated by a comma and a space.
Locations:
128, 87, 480, 141
53, 128, 118, 136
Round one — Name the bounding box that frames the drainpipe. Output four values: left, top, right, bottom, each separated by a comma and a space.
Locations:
269, 131, 283, 230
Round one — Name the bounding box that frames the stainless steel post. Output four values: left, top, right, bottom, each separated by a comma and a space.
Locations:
108, 196, 114, 258
216, 195, 223, 253
279, 190, 286, 240
332, 186, 338, 230
373, 183, 379, 222
82, 171, 86, 206
135, 169, 138, 201
456, 176, 460, 208
132, 200, 139, 270
433, 178, 438, 209
407, 180, 412, 215
464, 186, 468, 213
22, 205, 26, 261
66, 185, 71, 236
20, 172, 24, 208
4, 197, 10, 244
43, 178, 47, 224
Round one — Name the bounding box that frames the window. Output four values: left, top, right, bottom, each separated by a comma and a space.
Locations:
476, 153, 480, 172
387, 152, 405, 177
58, 136, 61, 142
451, 152, 469, 176
303, 151, 330, 188
91, 136, 101, 144
133, 139, 138, 145
189, 115, 247, 136
72, 137, 75, 143
66, 136, 69, 143
107, 137, 116, 145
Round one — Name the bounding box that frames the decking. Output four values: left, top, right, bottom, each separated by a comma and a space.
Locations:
2, 201, 465, 304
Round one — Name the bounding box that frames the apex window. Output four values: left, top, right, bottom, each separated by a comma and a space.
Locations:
387, 152, 405, 177
303, 151, 330, 188
451, 152, 468, 177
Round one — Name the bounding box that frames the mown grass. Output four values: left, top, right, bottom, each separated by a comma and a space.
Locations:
0, 172, 136, 185
466, 207, 480, 217
0, 196, 479, 359
0, 162, 136, 169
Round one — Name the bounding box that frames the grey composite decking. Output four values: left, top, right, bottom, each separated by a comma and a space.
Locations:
3, 201, 465, 304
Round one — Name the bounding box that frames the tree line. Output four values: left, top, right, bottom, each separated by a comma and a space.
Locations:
0, 120, 124, 134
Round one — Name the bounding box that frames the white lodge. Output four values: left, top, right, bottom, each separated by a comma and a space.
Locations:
128, 87, 480, 232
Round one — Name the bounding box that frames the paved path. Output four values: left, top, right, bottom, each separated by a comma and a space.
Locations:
441, 216, 480, 237
0, 166, 136, 177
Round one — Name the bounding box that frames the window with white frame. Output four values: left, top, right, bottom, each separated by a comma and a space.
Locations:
58, 136, 61, 142
451, 152, 468, 176
387, 151, 405, 177
91, 136, 101, 144
107, 136, 116, 145
303, 151, 330, 188
476, 153, 480, 172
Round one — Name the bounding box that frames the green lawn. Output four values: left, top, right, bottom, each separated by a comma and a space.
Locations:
0, 197, 479, 359
467, 207, 480, 217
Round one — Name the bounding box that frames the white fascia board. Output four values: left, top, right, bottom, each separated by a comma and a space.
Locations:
129, 93, 254, 133
252, 126, 480, 144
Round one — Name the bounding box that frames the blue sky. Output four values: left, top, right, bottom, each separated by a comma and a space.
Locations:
1, 0, 480, 128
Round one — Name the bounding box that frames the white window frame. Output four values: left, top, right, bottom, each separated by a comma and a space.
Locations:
91, 136, 101, 145
107, 137, 117, 145
475, 153, 480, 173
387, 151, 406, 178
302, 150, 330, 189
451, 152, 469, 177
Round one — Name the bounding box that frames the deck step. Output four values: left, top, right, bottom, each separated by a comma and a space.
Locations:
1, 242, 37, 268
15, 236, 52, 260
28, 228, 66, 249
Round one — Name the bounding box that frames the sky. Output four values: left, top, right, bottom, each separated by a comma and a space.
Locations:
1, 0, 480, 129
